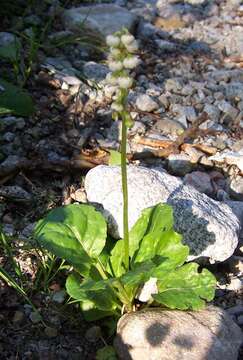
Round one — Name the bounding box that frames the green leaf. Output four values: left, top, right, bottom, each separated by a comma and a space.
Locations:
153, 263, 216, 310
135, 229, 189, 270
0, 78, 34, 116
108, 239, 126, 277
66, 273, 117, 312
34, 204, 107, 276
146, 203, 174, 234
119, 261, 156, 287
129, 207, 153, 258
81, 300, 115, 321
0, 37, 21, 62
96, 346, 117, 360
109, 150, 121, 166
129, 204, 174, 260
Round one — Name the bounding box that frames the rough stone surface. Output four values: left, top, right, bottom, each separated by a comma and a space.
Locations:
82, 61, 109, 82
168, 153, 194, 176
135, 94, 159, 112
114, 307, 242, 360
63, 4, 137, 38
85, 165, 240, 262
184, 171, 214, 196
228, 176, 243, 201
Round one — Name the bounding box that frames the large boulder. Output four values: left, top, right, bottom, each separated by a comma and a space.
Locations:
62, 4, 137, 38
114, 307, 243, 360
85, 165, 240, 263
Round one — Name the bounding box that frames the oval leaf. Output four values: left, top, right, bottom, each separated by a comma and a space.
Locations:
153, 263, 216, 310
34, 204, 107, 275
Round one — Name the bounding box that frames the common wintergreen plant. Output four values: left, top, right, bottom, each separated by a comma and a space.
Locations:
34, 30, 216, 322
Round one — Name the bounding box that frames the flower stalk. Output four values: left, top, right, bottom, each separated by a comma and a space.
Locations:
106, 30, 140, 271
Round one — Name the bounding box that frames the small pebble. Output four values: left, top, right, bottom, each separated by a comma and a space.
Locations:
85, 326, 101, 343
45, 326, 58, 338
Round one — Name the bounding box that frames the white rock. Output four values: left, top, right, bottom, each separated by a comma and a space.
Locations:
85, 165, 240, 263
135, 94, 159, 112
114, 307, 242, 360
63, 4, 137, 38
209, 150, 243, 172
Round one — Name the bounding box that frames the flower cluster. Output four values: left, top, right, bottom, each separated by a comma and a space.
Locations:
105, 30, 140, 126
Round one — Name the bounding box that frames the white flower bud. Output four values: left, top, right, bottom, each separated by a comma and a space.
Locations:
123, 56, 140, 69
105, 73, 118, 85
110, 48, 122, 57
108, 61, 123, 72
111, 102, 123, 112
125, 40, 139, 53
106, 35, 120, 47
117, 76, 133, 89
121, 34, 135, 46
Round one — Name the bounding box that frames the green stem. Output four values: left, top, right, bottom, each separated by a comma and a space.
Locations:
121, 113, 129, 271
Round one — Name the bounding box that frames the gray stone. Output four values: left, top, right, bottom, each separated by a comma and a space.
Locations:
155, 39, 177, 52
1, 116, 25, 130
136, 94, 159, 112
204, 104, 220, 122
164, 78, 184, 93
171, 104, 196, 123
63, 4, 137, 38
114, 307, 242, 360
225, 82, 243, 100
184, 171, 214, 195
228, 176, 243, 201
85, 165, 240, 262
168, 153, 194, 176
82, 61, 109, 82
0, 186, 32, 203
0, 32, 17, 46
151, 118, 185, 137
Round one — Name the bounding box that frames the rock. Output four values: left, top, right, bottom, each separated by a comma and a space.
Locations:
228, 176, 243, 201
0, 32, 17, 46
12, 311, 24, 323
136, 94, 159, 112
44, 326, 58, 338
63, 4, 137, 38
82, 61, 109, 82
209, 150, 243, 173
227, 304, 243, 316
237, 315, 243, 326
2, 224, 15, 237
224, 200, 243, 238
151, 118, 185, 137
225, 82, 243, 101
85, 326, 101, 343
52, 290, 66, 304
164, 78, 183, 93
184, 171, 214, 196
71, 188, 87, 203
204, 104, 220, 122
155, 39, 177, 52
29, 311, 42, 324
85, 165, 240, 262
226, 277, 243, 291
0, 186, 32, 203
114, 307, 242, 360
168, 153, 194, 176
1, 116, 25, 130
171, 104, 197, 123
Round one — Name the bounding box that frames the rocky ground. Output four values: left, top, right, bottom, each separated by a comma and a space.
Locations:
0, 0, 243, 358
